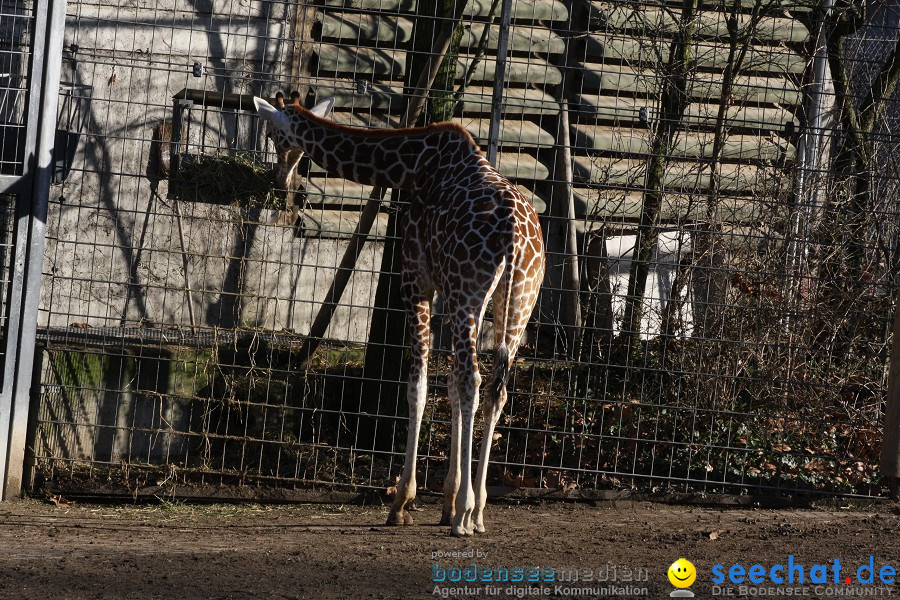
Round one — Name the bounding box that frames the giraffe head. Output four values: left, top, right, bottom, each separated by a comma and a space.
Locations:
255, 93, 335, 190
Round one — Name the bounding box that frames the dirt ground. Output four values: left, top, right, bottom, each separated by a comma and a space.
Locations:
0, 497, 899, 599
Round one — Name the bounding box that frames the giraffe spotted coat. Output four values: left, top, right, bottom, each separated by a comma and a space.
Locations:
255, 97, 545, 536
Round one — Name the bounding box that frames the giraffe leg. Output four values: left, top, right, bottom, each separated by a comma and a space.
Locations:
387, 290, 431, 526
440, 369, 461, 526
472, 354, 509, 534
450, 314, 481, 537
473, 276, 538, 534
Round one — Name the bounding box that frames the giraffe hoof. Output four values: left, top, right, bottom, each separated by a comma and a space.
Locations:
386, 510, 415, 526
450, 525, 473, 537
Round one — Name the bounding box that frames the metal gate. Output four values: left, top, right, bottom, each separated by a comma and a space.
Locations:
6, 0, 900, 501
0, 0, 66, 499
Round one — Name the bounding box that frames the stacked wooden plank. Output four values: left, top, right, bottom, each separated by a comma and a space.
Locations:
300, 0, 808, 227
573, 0, 808, 223
301, 0, 566, 218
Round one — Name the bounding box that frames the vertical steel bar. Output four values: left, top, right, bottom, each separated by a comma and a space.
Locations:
0, 0, 50, 500
1, 0, 68, 499
485, 0, 513, 166
880, 281, 900, 498
787, 0, 833, 315
800, 0, 834, 254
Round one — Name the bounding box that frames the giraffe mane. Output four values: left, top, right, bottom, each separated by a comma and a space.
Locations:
300, 107, 475, 143
254, 96, 484, 157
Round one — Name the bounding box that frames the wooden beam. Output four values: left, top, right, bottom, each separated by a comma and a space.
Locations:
573, 156, 786, 195
315, 0, 570, 21
318, 14, 565, 53
574, 93, 799, 130
573, 188, 780, 223
313, 84, 558, 116
314, 44, 562, 84
306, 151, 549, 181
571, 126, 794, 161
579, 63, 801, 105
586, 1, 810, 43
586, 35, 807, 75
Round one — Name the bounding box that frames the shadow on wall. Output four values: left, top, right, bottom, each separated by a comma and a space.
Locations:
53, 0, 294, 329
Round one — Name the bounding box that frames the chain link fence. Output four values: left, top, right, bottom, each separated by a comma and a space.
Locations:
22, 0, 900, 501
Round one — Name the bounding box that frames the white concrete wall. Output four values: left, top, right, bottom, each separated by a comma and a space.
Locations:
41, 0, 390, 343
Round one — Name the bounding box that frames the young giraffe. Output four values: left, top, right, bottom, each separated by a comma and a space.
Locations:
255, 95, 545, 536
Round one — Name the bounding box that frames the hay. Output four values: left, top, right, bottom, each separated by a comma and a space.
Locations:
178, 152, 284, 208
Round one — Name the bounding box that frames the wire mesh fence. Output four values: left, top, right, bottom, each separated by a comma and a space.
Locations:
24, 0, 900, 501
0, 0, 34, 354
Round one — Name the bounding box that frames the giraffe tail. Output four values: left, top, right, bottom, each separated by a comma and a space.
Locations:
491, 345, 511, 402
491, 255, 515, 401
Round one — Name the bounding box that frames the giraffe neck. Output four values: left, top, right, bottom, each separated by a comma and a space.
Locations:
282, 106, 486, 191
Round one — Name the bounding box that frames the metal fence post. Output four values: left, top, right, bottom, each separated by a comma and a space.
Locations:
0, 0, 67, 500
786, 0, 834, 321
879, 283, 900, 500
485, 0, 513, 166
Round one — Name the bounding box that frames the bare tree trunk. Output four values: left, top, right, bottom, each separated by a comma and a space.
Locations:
694, 0, 769, 339
405, 0, 464, 124
617, 0, 700, 357
580, 233, 614, 362
660, 232, 691, 340
290, 0, 318, 100
816, 1, 900, 352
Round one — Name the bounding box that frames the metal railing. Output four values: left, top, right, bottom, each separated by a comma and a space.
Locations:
0, 0, 67, 500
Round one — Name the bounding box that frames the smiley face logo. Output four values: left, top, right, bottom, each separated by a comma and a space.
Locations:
667, 558, 697, 589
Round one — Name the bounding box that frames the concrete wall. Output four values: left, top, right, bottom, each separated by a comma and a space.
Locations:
42, 0, 388, 342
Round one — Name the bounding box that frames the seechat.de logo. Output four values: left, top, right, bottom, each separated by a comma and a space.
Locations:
711, 556, 897, 586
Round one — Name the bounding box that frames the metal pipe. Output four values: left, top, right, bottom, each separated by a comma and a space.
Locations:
803, 0, 835, 237
880, 280, 900, 494
486, 0, 514, 166
1, 0, 68, 499
786, 0, 833, 319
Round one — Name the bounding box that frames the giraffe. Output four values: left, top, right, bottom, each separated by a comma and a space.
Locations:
254, 95, 545, 536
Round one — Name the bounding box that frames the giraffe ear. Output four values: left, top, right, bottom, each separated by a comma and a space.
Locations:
309, 97, 335, 119
254, 96, 291, 132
